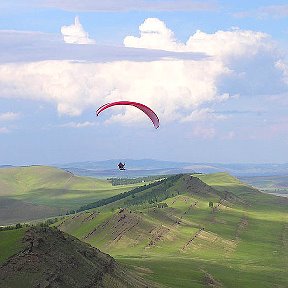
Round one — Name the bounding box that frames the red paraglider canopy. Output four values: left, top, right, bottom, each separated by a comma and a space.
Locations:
96, 101, 160, 129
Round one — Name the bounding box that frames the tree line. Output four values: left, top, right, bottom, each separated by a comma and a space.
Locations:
76, 174, 184, 212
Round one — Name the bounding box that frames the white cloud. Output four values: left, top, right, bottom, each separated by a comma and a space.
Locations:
0, 18, 287, 127
0, 59, 226, 120
0, 112, 19, 121
181, 108, 227, 122
124, 18, 286, 97
59, 121, 96, 128
41, 0, 217, 12
61, 16, 95, 44
125, 19, 275, 59
0, 30, 203, 63
124, 18, 185, 51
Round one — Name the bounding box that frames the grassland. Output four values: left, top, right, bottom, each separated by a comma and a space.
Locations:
0, 228, 26, 264
58, 173, 288, 288
0, 166, 145, 225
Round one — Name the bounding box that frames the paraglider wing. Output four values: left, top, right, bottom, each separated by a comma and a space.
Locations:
96, 101, 160, 129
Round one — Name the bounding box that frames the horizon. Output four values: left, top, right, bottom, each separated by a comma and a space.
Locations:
2, 158, 288, 167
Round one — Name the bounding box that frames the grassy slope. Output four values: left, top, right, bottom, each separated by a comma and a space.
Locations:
0, 166, 144, 210
59, 173, 288, 288
0, 166, 147, 225
0, 228, 26, 264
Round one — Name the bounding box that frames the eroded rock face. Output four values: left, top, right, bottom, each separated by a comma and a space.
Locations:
0, 227, 156, 288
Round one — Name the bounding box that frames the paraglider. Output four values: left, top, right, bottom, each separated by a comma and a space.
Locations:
118, 162, 125, 170
96, 101, 160, 129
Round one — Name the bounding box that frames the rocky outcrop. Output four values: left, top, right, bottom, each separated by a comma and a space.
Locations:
0, 227, 157, 288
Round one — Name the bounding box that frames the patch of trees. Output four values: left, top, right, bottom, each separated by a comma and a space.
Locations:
156, 203, 168, 208
107, 175, 168, 186
0, 223, 27, 232
0, 218, 60, 232
123, 174, 183, 207
77, 174, 184, 212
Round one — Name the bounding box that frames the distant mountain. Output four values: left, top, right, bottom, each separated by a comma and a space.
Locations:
56, 159, 288, 177
57, 159, 192, 170
56, 159, 196, 178
0, 227, 156, 288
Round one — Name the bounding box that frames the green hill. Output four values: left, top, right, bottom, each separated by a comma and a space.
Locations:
0, 166, 145, 225
0, 228, 26, 264
58, 173, 288, 288
0, 227, 159, 288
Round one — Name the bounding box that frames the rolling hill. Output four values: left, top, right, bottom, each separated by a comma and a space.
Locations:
0, 166, 146, 225
57, 173, 288, 288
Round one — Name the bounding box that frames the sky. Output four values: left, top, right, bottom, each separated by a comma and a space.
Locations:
1, 0, 288, 165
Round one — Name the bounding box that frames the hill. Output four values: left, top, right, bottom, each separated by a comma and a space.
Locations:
0, 166, 145, 225
58, 173, 288, 288
0, 227, 159, 288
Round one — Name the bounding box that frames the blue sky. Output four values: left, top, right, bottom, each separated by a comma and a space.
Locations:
0, 0, 288, 165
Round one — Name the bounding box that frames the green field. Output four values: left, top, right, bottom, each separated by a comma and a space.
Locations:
0, 228, 26, 264
0, 166, 146, 225
58, 173, 288, 288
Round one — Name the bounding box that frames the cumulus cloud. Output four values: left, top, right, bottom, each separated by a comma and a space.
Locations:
125, 18, 275, 59
0, 112, 19, 121
61, 16, 95, 44
125, 18, 286, 96
124, 18, 185, 51
41, 0, 217, 12
0, 18, 287, 127
0, 59, 226, 120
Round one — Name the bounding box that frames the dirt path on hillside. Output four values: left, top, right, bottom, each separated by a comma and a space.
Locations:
181, 227, 205, 251
234, 215, 249, 240
281, 222, 288, 261
146, 225, 171, 248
